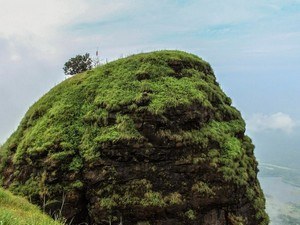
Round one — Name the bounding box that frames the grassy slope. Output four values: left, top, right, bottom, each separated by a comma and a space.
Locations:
0, 187, 62, 225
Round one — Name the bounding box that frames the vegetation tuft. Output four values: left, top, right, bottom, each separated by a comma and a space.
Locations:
0, 187, 63, 225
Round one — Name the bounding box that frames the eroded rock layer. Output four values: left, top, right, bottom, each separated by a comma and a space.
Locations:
0, 51, 269, 225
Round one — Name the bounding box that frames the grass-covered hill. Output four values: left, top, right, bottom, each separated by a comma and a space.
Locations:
0, 187, 62, 225
0, 50, 268, 225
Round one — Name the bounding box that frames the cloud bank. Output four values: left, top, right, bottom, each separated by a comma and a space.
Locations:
247, 112, 296, 133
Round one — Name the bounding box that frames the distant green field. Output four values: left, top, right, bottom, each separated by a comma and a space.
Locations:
0, 187, 62, 225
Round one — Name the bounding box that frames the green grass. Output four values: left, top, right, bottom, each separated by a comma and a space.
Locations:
0, 187, 63, 225
0, 50, 217, 170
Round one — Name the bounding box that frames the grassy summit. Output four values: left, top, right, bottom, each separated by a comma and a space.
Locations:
0, 51, 218, 167
0, 50, 268, 224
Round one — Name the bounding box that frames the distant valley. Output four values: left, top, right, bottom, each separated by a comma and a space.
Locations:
259, 163, 300, 225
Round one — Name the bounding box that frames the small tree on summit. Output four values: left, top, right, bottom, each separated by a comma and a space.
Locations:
63, 53, 93, 75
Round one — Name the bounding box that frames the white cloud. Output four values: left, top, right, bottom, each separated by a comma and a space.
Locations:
0, 0, 136, 61
0, 0, 137, 39
247, 112, 296, 133
0, 0, 85, 37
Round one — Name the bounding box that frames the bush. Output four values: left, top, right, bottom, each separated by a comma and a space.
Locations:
63, 53, 92, 75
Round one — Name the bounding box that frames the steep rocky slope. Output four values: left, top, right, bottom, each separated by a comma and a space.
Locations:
0, 50, 268, 225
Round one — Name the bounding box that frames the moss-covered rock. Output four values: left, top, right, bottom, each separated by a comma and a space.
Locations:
0, 50, 268, 225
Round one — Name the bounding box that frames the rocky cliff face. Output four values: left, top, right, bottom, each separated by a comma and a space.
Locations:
0, 50, 269, 225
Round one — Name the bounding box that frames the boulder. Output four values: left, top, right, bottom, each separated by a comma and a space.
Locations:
0, 50, 269, 225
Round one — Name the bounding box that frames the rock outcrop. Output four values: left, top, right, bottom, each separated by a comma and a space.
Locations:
0, 50, 269, 225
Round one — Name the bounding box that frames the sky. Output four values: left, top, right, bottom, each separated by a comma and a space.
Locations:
0, 0, 299, 167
